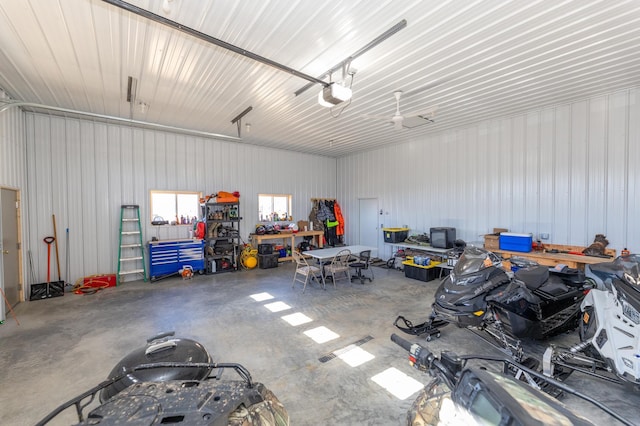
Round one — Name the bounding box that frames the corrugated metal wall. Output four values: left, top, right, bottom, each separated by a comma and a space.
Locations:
0, 94, 26, 320
338, 88, 640, 259
0, 102, 26, 187
4, 85, 640, 299
23, 113, 336, 285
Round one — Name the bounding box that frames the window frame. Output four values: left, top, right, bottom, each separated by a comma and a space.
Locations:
258, 193, 293, 222
149, 189, 202, 225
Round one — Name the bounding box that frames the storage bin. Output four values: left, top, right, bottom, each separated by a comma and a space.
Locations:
499, 232, 533, 253
259, 253, 279, 269
258, 243, 273, 255
402, 260, 442, 282
383, 227, 409, 243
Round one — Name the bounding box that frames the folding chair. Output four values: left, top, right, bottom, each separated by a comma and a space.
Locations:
323, 249, 352, 288
292, 250, 324, 292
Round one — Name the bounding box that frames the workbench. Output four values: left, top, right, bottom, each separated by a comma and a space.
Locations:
493, 249, 614, 270
250, 230, 324, 262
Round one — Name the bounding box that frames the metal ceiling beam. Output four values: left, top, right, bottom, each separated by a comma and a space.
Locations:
294, 19, 408, 97
102, 0, 329, 87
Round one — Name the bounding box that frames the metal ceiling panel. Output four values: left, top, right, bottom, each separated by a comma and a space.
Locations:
1, 0, 640, 157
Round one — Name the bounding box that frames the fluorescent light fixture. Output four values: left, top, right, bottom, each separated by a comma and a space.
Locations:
264, 301, 291, 312
250, 292, 273, 301
337, 346, 375, 367
371, 367, 424, 400
281, 312, 313, 326
304, 326, 340, 344
318, 83, 352, 107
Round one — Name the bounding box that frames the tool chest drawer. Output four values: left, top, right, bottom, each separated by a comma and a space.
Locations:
149, 239, 205, 280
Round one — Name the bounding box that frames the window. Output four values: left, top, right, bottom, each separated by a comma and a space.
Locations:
259, 194, 292, 221
150, 190, 201, 225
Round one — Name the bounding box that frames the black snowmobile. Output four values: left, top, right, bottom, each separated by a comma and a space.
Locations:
395, 246, 591, 354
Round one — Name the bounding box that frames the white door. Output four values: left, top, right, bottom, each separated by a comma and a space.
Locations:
358, 198, 378, 250
1, 188, 21, 321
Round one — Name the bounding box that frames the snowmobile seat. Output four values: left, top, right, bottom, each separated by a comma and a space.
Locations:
536, 277, 571, 296
549, 266, 585, 287
515, 266, 549, 291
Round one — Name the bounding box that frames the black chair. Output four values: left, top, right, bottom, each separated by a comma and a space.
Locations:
350, 250, 373, 284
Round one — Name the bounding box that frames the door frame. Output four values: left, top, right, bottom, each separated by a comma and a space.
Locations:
357, 197, 379, 251
0, 186, 23, 321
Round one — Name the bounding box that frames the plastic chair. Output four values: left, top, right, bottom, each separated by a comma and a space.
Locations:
323, 249, 352, 288
350, 250, 373, 284
292, 250, 324, 292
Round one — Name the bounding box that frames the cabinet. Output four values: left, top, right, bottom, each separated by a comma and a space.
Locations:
204, 201, 240, 274
148, 239, 205, 281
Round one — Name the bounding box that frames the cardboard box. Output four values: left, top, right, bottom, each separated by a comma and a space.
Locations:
484, 228, 508, 251
484, 234, 500, 250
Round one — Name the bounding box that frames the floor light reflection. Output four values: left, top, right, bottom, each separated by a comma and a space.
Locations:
303, 326, 340, 344
371, 367, 423, 400
281, 312, 313, 326
250, 292, 274, 301
337, 346, 375, 367
264, 301, 291, 312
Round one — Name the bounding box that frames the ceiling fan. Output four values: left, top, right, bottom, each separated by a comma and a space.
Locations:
364, 90, 438, 130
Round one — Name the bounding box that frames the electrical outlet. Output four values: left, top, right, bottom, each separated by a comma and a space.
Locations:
540, 233, 549, 240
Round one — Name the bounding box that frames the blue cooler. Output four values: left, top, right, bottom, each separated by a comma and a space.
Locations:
499, 232, 533, 252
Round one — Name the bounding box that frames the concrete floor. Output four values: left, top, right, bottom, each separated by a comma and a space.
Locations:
1, 262, 639, 425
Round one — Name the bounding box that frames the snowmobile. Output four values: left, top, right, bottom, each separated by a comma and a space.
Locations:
542, 254, 640, 390
390, 333, 634, 426
37, 332, 289, 425
395, 246, 591, 356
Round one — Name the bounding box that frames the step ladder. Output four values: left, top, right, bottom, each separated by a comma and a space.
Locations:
117, 205, 147, 283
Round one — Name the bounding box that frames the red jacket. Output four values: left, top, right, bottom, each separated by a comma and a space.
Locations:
333, 202, 345, 236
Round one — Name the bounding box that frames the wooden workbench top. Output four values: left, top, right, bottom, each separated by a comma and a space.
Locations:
493, 249, 614, 269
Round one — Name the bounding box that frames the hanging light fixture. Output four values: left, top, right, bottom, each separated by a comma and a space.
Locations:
318, 83, 352, 107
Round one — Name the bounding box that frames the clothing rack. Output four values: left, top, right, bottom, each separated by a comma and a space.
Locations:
311, 198, 336, 202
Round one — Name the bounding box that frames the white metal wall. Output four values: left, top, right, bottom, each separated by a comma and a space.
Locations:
23, 114, 336, 286
338, 88, 640, 259
0, 92, 27, 320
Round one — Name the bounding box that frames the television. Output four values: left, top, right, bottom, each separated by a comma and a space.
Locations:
430, 227, 456, 249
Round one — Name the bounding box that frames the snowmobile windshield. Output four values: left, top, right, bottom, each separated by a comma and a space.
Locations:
621, 259, 640, 293
453, 247, 492, 276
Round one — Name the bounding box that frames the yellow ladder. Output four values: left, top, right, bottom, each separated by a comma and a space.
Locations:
117, 205, 147, 283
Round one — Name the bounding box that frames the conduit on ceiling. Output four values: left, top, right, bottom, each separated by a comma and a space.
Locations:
0, 100, 241, 142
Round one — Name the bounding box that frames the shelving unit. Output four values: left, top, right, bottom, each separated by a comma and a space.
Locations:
204, 201, 240, 274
